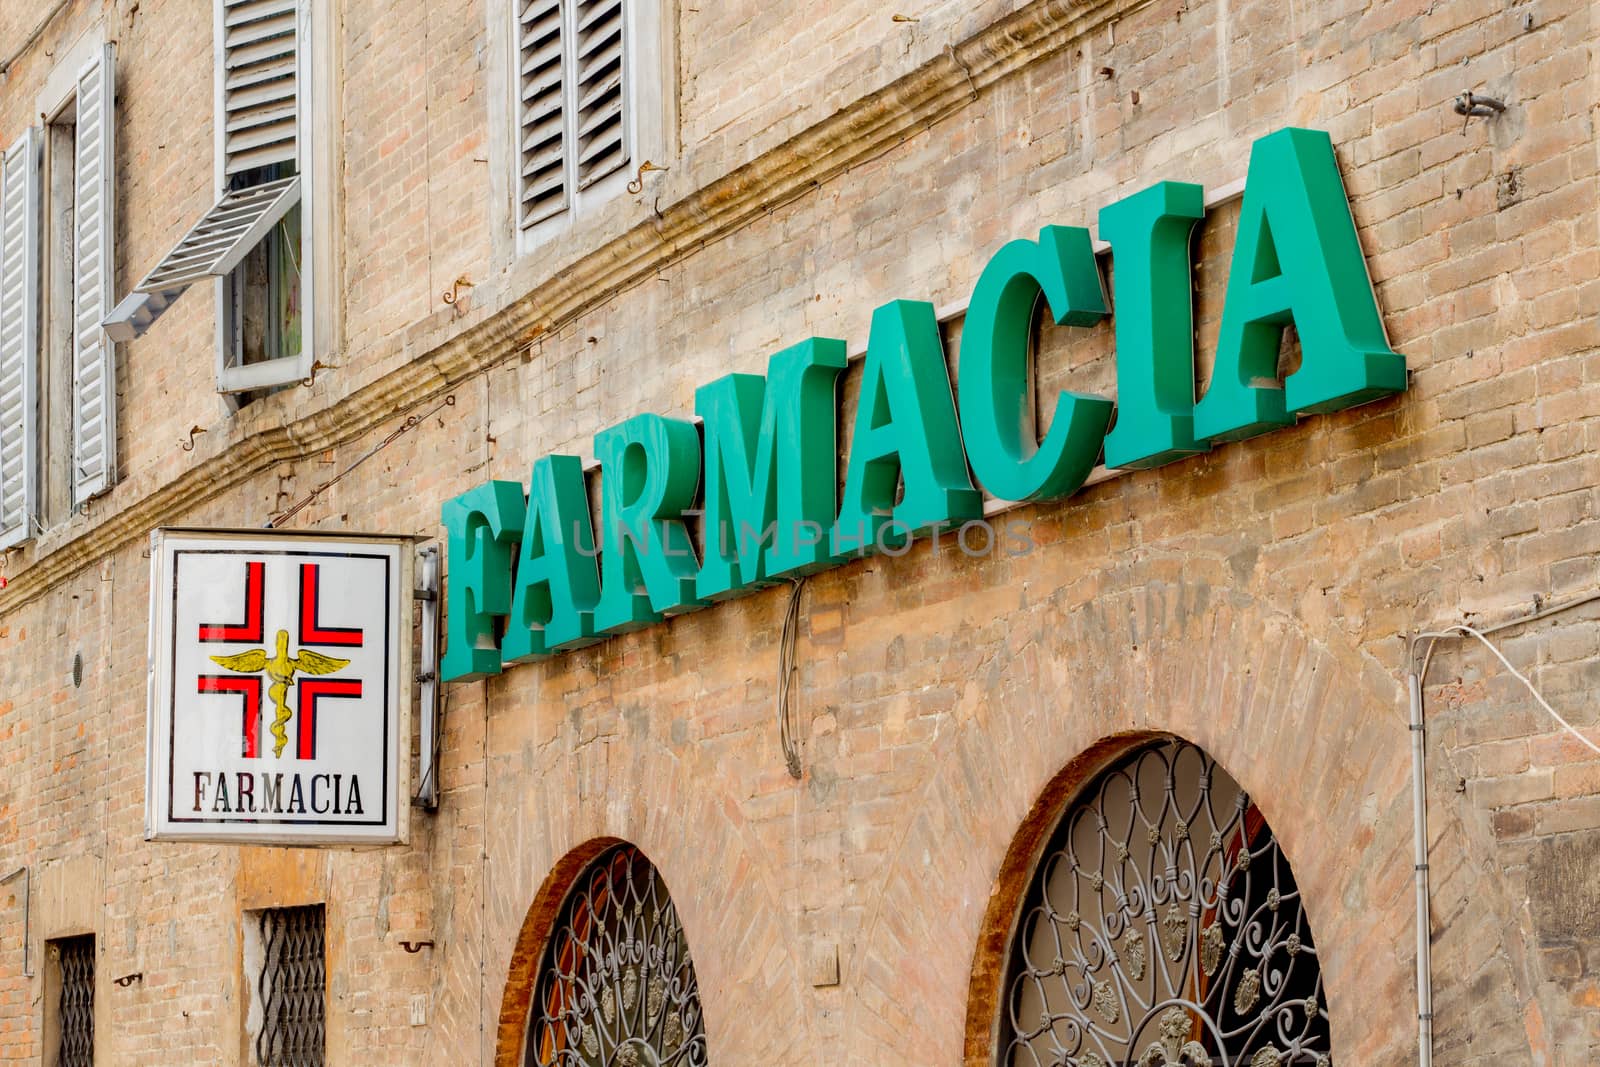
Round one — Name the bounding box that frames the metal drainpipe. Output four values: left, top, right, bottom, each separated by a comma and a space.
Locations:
1406, 664, 1434, 1067
1405, 586, 1600, 1067
1, 866, 30, 977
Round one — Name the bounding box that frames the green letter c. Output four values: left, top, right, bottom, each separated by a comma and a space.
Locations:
958, 226, 1113, 502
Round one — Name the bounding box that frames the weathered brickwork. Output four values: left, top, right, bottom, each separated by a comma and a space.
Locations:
1, 0, 1597, 1064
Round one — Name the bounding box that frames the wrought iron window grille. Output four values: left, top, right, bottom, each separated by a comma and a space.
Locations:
525, 844, 708, 1067
256, 904, 327, 1067
54, 935, 95, 1067
1000, 739, 1332, 1067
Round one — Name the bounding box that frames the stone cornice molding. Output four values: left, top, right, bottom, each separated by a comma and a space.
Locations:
0, 0, 1141, 611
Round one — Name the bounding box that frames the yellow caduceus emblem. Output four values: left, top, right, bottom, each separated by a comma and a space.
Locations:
211, 629, 351, 758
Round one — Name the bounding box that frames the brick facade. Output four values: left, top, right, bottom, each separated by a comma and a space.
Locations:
1, 0, 1598, 1063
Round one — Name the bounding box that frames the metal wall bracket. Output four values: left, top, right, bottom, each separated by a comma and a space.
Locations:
413, 544, 442, 810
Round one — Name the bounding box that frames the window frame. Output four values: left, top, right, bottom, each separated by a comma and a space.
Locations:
992, 737, 1332, 1067
103, 0, 334, 395
506, 0, 674, 258
518, 842, 706, 1067
212, 0, 318, 395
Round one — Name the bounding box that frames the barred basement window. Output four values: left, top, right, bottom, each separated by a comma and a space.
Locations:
254, 904, 326, 1067
999, 738, 1332, 1067
50, 934, 95, 1067
524, 844, 707, 1066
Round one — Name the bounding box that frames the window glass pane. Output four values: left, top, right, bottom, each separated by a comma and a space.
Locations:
228, 162, 302, 373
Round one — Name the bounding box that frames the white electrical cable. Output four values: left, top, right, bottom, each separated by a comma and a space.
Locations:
1417, 624, 1600, 755
1408, 598, 1600, 1067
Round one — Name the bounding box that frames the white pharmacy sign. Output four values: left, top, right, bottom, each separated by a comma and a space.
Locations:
146, 528, 413, 845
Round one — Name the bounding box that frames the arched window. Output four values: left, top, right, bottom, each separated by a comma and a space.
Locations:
524, 843, 708, 1067
999, 738, 1331, 1066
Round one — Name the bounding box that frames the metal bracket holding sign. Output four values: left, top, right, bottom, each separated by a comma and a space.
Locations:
145, 528, 414, 846
413, 544, 441, 810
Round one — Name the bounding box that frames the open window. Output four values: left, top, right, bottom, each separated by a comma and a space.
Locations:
105, 0, 318, 395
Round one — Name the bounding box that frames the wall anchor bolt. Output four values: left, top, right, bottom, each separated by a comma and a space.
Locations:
626, 160, 668, 194
1453, 90, 1506, 133
441, 276, 474, 314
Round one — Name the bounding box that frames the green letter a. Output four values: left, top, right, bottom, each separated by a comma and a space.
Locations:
1193, 127, 1406, 444
833, 300, 981, 555
502, 454, 601, 661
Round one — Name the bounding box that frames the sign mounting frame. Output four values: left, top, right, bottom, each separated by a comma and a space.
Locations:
145, 527, 415, 847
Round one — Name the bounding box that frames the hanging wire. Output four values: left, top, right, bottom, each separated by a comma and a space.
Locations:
265, 394, 456, 528
1416, 623, 1600, 756
777, 578, 807, 779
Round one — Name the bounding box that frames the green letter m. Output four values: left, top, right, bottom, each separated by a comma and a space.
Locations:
695, 338, 848, 600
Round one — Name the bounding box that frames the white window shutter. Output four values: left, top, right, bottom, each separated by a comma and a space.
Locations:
138, 177, 301, 292
73, 44, 117, 505
220, 0, 299, 176
0, 129, 41, 547
517, 0, 569, 228
106, 1, 303, 343
573, 0, 628, 188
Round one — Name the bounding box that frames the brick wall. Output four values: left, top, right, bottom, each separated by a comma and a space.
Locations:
1, 0, 1598, 1063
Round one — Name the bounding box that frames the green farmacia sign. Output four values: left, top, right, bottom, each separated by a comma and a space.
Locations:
439, 127, 1406, 681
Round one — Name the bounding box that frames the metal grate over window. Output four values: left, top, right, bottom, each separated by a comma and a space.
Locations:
999, 739, 1332, 1067
525, 844, 707, 1067
55, 935, 95, 1067
256, 905, 326, 1067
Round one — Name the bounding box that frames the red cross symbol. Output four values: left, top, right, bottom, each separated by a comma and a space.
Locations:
195, 562, 366, 760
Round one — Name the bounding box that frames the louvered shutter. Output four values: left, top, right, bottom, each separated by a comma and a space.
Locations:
573, 0, 628, 187
73, 44, 116, 505
0, 129, 41, 548
221, 0, 299, 176
517, 0, 569, 227
104, 177, 301, 342
105, 0, 303, 343
138, 177, 301, 292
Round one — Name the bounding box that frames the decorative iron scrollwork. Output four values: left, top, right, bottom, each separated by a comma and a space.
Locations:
525, 845, 707, 1067
1000, 739, 1332, 1066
